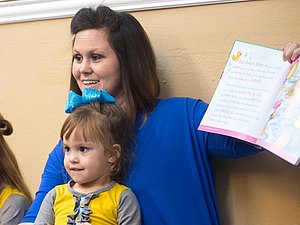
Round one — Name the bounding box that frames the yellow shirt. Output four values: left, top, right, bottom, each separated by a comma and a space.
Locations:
0, 185, 30, 225
54, 182, 128, 225
0, 185, 26, 208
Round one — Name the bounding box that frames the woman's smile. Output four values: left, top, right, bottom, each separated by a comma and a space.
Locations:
72, 29, 123, 99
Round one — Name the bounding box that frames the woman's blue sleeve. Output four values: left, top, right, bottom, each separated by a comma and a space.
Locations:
206, 132, 262, 158
21, 140, 70, 223
192, 99, 262, 158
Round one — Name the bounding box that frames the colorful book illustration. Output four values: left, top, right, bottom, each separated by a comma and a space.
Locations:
199, 40, 300, 165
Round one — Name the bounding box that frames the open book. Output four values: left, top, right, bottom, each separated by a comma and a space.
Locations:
198, 40, 300, 165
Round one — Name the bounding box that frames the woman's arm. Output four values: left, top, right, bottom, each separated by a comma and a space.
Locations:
190, 99, 261, 158
20, 140, 70, 223
205, 132, 262, 158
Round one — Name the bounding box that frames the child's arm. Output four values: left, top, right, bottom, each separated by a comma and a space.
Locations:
33, 188, 56, 225
117, 189, 141, 225
1, 195, 31, 225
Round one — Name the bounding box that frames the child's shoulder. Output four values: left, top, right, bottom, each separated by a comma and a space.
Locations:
111, 182, 129, 193
54, 183, 69, 196
0, 185, 26, 200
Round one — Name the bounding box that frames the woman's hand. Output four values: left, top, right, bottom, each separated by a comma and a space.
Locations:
283, 42, 300, 63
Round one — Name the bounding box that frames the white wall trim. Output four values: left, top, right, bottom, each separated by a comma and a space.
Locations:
0, 0, 249, 24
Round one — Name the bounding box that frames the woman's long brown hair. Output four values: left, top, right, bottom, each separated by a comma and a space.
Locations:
69, 5, 160, 124
0, 113, 32, 202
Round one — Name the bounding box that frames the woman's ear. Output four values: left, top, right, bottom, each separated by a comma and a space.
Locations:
108, 144, 121, 163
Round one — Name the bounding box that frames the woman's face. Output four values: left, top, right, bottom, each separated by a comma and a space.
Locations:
72, 29, 124, 101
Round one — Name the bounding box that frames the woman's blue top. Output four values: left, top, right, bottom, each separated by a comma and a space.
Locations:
22, 98, 260, 225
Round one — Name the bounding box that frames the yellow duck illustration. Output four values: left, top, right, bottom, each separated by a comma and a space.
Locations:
232, 51, 242, 61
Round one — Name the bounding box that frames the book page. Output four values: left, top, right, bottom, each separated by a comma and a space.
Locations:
199, 41, 291, 143
257, 59, 300, 165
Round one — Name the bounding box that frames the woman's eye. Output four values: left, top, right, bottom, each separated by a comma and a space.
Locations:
91, 54, 103, 61
73, 54, 82, 62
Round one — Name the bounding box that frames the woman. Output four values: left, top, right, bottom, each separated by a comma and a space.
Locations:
21, 5, 300, 225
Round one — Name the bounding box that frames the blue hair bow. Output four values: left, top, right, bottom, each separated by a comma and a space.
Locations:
65, 88, 116, 113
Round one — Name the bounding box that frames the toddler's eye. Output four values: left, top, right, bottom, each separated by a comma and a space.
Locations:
64, 147, 70, 153
79, 147, 88, 152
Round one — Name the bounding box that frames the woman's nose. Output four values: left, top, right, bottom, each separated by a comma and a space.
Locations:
80, 58, 93, 75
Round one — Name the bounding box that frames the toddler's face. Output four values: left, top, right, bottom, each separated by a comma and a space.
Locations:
63, 131, 113, 191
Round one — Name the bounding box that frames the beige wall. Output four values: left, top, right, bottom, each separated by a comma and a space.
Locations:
0, 0, 300, 224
